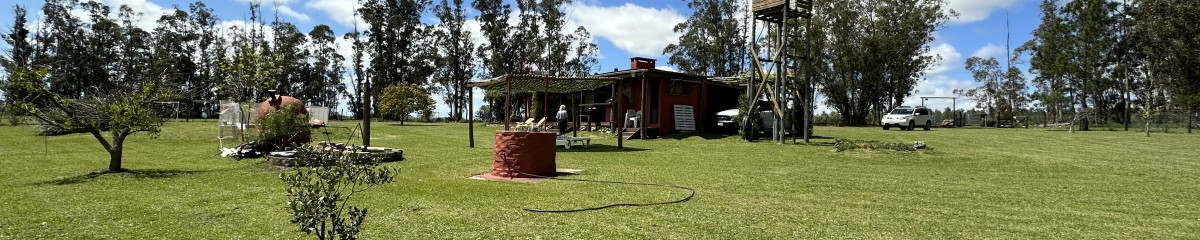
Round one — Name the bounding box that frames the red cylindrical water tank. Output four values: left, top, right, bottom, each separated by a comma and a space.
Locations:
487, 131, 556, 179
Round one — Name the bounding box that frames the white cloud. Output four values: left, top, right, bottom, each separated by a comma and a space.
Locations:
564, 2, 685, 58
305, 0, 365, 28
462, 19, 486, 52
216, 20, 275, 39
946, 0, 1021, 24
71, 0, 167, 31
276, 5, 311, 22
924, 43, 961, 75
971, 43, 1005, 60
333, 36, 357, 68
233, 0, 310, 22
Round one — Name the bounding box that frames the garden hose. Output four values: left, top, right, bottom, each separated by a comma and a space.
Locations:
498, 153, 695, 213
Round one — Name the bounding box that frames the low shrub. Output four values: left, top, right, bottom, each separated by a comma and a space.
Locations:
257, 104, 310, 151
280, 144, 399, 240
834, 139, 930, 152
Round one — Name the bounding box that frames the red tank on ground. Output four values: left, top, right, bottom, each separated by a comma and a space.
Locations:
481, 131, 557, 180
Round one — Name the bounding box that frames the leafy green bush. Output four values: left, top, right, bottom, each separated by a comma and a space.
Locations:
378, 83, 434, 124
280, 144, 399, 240
257, 104, 310, 151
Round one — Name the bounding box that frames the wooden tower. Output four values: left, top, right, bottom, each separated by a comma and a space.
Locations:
747, 0, 814, 143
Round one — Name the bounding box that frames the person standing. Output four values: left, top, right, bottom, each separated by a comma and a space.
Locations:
556, 105, 569, 135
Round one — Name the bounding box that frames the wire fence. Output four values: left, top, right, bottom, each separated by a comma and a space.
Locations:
810, 108, 1198, 133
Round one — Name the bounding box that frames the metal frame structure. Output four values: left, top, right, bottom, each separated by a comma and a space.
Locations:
748, 0, 815, 143
152, 101, 181, 121
217, 101, 258, 150
919, 96, 960, 127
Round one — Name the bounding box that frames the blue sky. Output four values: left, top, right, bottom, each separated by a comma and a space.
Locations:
0, 0, 1039, 115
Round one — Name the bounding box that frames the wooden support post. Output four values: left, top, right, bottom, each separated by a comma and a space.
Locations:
543, 79, 549, 122
363, 78, 372, 147
505, 75, 511, 131
616, 80, 624, 148
469, 88, 475, 148
573, 92, 579, 137
610, 83, 616, 130
700, 79, 707, 132
641, 75, 648, 139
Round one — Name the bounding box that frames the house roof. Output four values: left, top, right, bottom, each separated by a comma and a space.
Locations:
465, 74, 620, 94
465, 68, 743, 94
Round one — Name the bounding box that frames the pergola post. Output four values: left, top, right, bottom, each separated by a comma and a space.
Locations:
469, 88, 475, 148
700, 79, 707, 132
641, 74, 648, 139
573, 91, 580, 137
616, 80, 624, 148
543, 78, 549, 122
505, 75, 511, 131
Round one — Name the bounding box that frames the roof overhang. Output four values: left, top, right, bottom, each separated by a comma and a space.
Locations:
465, 74, 620, 94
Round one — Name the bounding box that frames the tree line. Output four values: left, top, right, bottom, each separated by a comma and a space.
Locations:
1, 0, 600, 123
1015, 0, 1198, 133
664, 0, 952, 126
664, 0, 1196, 133
0, 0, 599, 171
956, 0, 1198, 133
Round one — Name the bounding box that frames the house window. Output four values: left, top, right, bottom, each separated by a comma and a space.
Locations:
668, 81, 691, 95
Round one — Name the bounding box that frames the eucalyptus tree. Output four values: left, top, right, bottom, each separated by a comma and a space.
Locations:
960, 56, 1003, 126
472, 0, 513, 77
189, 1, 220, 118
359, 0, 433, 89
151, 7, 199, 119
1020, 0, 1074, 126
433, 0, 475, 121
219, 2, 279, 102
343, 30, 368, 119
308, 24, 346, 110
270, 21, 312, 99
663, 0, 747, 77
566, 26, 599, 75
1137, 0, 1200, 133
1, 5, 36, 125
510, 0, 543, 73
1061, 0, 1120, 130
472, 0, 513, 120
812, 0, 952, 125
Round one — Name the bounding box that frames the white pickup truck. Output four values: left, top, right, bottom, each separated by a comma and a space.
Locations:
716, 105, 790, 134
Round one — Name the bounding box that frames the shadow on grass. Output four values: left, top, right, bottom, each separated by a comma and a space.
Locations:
807, 135, 835, 140
386, 123, 443, 127
33, 169, 212, 186
663, 133, 736, 140
557, 144, 648, 153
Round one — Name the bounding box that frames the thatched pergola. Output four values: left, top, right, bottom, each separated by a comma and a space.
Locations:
465, 74, 626, 148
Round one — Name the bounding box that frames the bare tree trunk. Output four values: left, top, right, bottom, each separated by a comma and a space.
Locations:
1123, 88, 1129, 131
1189, 109, 1194, 134
1079, 98, 1090, 131
1145, 117, 1151, 137
108, 134, 126, 172
108, 146, 123, 172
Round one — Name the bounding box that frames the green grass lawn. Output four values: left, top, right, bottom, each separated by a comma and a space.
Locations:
1, 121, 1197, 239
